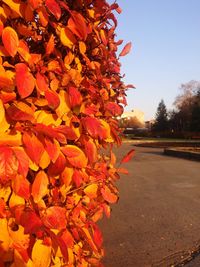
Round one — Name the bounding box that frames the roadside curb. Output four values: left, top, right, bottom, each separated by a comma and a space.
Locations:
164, 147, 200, 161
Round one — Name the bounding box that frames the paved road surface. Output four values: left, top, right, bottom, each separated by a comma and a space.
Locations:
99, 143, 200, 267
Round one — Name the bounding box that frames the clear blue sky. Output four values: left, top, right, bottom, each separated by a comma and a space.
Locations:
114, 0, 200, 120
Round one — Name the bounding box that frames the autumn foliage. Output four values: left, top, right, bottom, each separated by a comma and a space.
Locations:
0, 0, 132, 266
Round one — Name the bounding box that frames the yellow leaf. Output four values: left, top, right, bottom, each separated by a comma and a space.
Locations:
9, 192, 25, 208
0, 114, 10, 133
2, 0, 24, 17
39, 150, 50, 169
34, 110, 61, 126
56, 90, 70, 118
60, 27, 76, 49
0, 218, 12, 260
0, 185, 11, 200
31, 240, 51, 267
0, 131, 22, 146
84, 183, 98, 199
0, 99, 5, 123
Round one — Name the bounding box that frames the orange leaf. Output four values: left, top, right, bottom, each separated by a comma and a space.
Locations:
120, 149, 135, 164
32, 170, 49, 203
46, 0, 61, 20
116, 168, 129, 175
42, 206, 67, 230
119, 42, 132, 57
12, 174, 30, 200
12, 147, 29, 177
22, 132, 44, 164
44, 137, 60, 163
61, 167, 73, 186
2, 27, 19, 57
15, 63, 35, 98
36, 72, 49, 93
68, 86, 82, 108
79, 41, 86, 54
0, 146, 18, 185
101, 185, 118, 204
45, 89, 60, 109
62, 145, 88, 168
46, 34, 55, 55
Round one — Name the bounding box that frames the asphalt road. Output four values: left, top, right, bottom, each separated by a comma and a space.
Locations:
99, 143, 200, 267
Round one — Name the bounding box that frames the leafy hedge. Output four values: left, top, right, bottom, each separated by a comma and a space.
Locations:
0, 0, 132, 266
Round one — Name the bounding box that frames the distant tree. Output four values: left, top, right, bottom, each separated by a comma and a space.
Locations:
190, 89, 200, 131
153, 99, 169, 132
173, 81, 200, 132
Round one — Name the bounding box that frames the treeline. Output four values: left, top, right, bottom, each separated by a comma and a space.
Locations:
153, 80, 200, 138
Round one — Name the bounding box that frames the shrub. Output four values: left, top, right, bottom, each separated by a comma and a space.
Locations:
0, 0, 132, 266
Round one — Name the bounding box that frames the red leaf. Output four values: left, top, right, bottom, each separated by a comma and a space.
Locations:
48, 152, 66, 176
105, 102, 123, 116
120, 149, 135, 164
84, 139, 97, 164
6, 102, 34, 122
46, 0, 61, 20
0, 146, 18, 185
19, 209, 43, 234
12, 174, 30, 200
119, 42, 132, 57
68, 86, 82, 108
32, 170, 49, 203
45, 89, 60, 109
28, 0, 41, 9
15, 63, 35, 98
22, 132, 44, 164
42, 206, 67, 230
82, 117, 102, 139
72, 169, 83, 187
34, 123, 66, 144
68, 11, 88, 40
12, 147, 29, 177
55, 125, 78, 140
92, 224, 103, 249
2, 27, 19, 57
58, 229, 74, 248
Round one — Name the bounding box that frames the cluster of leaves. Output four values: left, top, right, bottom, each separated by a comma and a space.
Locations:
0, 0, 132, 266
